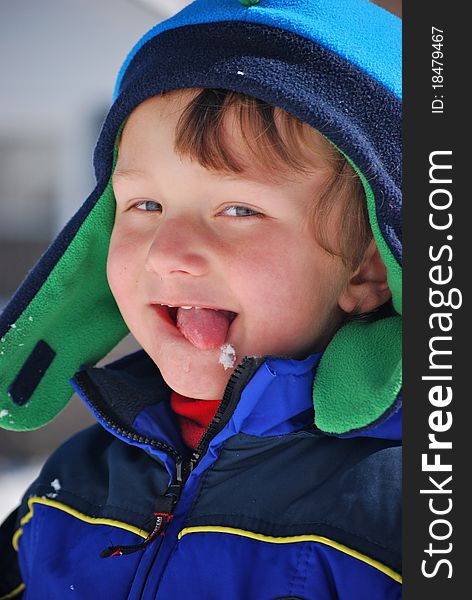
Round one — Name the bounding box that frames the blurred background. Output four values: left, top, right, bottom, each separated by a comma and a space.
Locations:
0, 0, 401, 521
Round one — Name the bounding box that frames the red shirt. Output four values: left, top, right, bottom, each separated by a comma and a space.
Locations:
170, 391, 221, 450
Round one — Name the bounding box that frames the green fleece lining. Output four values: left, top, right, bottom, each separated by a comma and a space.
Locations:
312, 148, 402, 434
314, 316, 401, 433
0, 180, 127, 431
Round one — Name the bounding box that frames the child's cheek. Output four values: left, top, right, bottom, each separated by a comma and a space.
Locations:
243, 241, 301, 290
106, 227, 135, 305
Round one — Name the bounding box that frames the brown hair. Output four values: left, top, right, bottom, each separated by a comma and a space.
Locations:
165, 87, 372, 272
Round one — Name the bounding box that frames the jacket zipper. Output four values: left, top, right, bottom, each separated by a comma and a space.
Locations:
185, 355, 264, 476
73, 371, 185, 557
73, 355, 264, 556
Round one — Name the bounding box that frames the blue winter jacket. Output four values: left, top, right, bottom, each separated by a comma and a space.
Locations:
2, 349, 401, 598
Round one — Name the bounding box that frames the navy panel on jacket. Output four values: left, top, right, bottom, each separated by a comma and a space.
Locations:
19, 424, 171, 532
185, 431, 401, 572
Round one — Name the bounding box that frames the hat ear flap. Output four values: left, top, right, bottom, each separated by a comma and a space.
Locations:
0, 168, 128, 431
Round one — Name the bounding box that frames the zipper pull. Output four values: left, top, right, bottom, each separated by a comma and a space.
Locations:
100, 461, 183, 559
100, 512, 174, 558
188, 451, 200, 474
166, 459, 183, 502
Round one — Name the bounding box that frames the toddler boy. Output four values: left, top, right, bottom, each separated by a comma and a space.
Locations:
108, 88, 390, 405
0, 1, 402, 598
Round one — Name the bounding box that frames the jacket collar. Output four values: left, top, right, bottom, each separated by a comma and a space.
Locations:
71, 349, 402, 462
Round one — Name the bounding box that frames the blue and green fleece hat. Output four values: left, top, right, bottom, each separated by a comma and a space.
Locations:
0, 0, 401, 433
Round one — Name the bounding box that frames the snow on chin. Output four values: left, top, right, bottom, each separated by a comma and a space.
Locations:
219, 344, 236, 370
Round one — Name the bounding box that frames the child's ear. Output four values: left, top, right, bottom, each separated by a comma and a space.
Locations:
338, 239, 392, 315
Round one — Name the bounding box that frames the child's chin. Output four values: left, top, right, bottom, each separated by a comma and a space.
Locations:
158, 358, 232, 401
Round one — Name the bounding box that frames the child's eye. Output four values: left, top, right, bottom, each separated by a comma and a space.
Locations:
134, 200, 162, 212
221, 205, 263, 218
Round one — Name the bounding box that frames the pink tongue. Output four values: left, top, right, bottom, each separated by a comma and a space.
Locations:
176, 307, 231, 350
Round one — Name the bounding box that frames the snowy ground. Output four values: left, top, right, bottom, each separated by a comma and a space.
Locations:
0, 459, 45, 522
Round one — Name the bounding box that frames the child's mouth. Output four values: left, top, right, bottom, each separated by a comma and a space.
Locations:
154, 304, 238, 351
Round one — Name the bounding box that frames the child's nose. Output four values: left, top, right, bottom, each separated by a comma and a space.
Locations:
145, 216, 211, 278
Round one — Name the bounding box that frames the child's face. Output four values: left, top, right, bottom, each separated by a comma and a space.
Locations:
108, 92, 351, 400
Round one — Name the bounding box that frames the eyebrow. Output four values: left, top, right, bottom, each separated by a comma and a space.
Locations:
210, 169, 303, 187
112, 166, 275, 187
112, 165, 319, 188
112, 168, 148, 182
